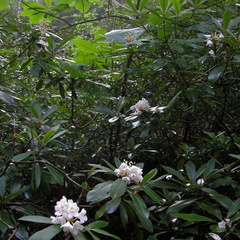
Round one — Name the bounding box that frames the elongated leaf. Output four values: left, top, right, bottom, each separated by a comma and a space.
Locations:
134, 207, 153, 232
171, 0, 181, 14
204, 159, 215, 177
46, 165, 64, 185
140, 0, 149, 11
151, 181, 183, 190
174, 213, 215, 222
86, 181, 113, 202
19, 216, 52, 224
42, 105, 58, 120
197, 202, 222, 220
227, 198, 240, 218
44, 0, 52, 7
45, 130, 67, 144
120, 204, 128, 227
223, 11, 232, 29
0, 0, 9, 9
28, 225, 61, 240
75, 0, 91, 13
43, 130, 57, 143
167, 199, 197, 214
91, 228, 121, 240
185, 161, 196, 181
208, 66, 224, 83
202, 189, 233, 210
142, 185, 162, 204
124, 0, 137, 12
142, 168, 157, 184
85, 220, 108, 230
160, 0, 169, 11
106, 197, 121, 214
73, 232, 89, 240
0, 176, 7, 197
12, 152, 33, 162
32, 163, 41, 190
89, 164, 114, 173
92, 105, 115, 115
109, 178, 127, 199
95, 204, 106, 220
130, 191, 149, 218
162, 166, 185, 179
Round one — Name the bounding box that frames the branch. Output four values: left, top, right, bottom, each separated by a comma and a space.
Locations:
0, 40, 35, 71
12, 160, 88, 190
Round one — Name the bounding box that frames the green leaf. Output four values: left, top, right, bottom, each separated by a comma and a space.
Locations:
91, 229, 121, 240
134, 207, 153, 232
130, 191, 149, 218
228, 16, 240, 30
120, 204, 128, 227
227, 198, 240, 218
159, 0, 170, 12
85, 220, 108, 230
223, 11, 232, 29
28, 225, 61, 240
0, 0, 9, 10
174, 213, 215, 222
95, 204, 106, 220
5, 188, 29, 201
42, 105, 58, 120
0, 176, 7, 197
44, 0, 52, 7
31, 103, 42, 119
12, 152, 33, 162
229, 154, 240, 160
75, 0, 91, 13
186, 87, 198, 103
30, 13, 45, 24
167, 199, 197, 214
19, 216, 52, 224
20, 2, 46, 10
46, 165, 64, 185
204, 159, 215, 177
202, 188, 233, 210
208, 66, 224, 83
45, 130, 68, 144
73, 232, 89, 240
59, 82, 65, 98
109, 178, 127, 199
140, 123, 150, 137
197, 202, 222, 220
142, 168, 157, 184
92, 105, 115, 115
171, 0, 181, 14
106, 197, 121, 214
162, 166, 185, 179
124, 0, 137, 12
140, 0, 149, 11
151, 181, 183, 190
185, 161, 196, 181
142, 185, 162, 204
86, 181, 113, 202
32, 163, 41, 190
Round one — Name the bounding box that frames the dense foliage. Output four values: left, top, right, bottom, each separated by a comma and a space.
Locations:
0, 0, 240, 239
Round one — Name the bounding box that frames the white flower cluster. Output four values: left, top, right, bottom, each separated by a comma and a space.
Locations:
50, 196, 87, 235
123, 98, 166, 122
114, 161, 143, 184
204, 32, 224, 47
130, 98, 150, 115
218, 219, 230, 229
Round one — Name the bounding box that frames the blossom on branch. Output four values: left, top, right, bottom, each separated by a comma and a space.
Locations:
50, 196, 87, 235
114, 161, 143, 184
